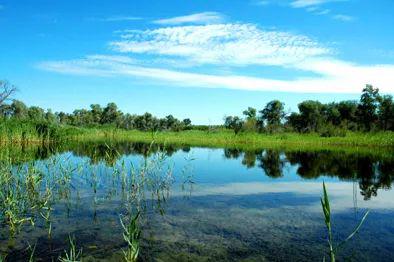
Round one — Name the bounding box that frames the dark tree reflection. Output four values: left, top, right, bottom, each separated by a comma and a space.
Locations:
258, 150, 284, 178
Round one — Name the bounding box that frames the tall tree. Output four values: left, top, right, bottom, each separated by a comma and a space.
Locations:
101, 103, 121, 124
243, 107, 257, 120
378, 95, 394, 131
337, 100, 358, 129
10, 100, 28, 119
45, 109, 57, 123
90, 104, 103, 124
260, 100, 285, 130
357, 84, 380, 131
28, 106, 45, 121
297, 100, 323, 132
224, 116, 244, 135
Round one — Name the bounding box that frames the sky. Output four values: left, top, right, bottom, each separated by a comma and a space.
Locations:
0, 0, 393, 124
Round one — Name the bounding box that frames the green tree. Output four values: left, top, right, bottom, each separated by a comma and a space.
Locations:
224, 116, 244, 135
242, 107, 257, 131
28, 106, 45, 121
165, 115, 178, 130
243, 107, 256, 120
182, 118, 192, 130
260, 100, 285, 132
357, 84, 380, 131
322, 103, 341, 126
72, 109, 93, 126
297, 100, 324, 132
378, 95, 394, 131
337, 100, 358, 129
45, 109, 57, 123
90, 104, 103, 124
10, 100, 28, 119
0, 104, 12, 118
56, 112, 70, 124
101, 103, 121, 124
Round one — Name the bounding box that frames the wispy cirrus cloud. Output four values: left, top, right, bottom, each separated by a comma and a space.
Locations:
290, 0, 346, 8
152, 12, 224, 25
252, 0, 271, 6
289, 0, 353, 21
37, 19, 394, 94
37, 55, 394, 94
89, 16, 141, 22
332, 14, 354, 21
110, 24, 329, 66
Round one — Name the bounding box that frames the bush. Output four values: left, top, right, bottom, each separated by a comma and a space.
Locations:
319, 124, 347, 137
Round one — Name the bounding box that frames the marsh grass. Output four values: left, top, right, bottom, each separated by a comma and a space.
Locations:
0, 155, 77, 236
67, 128, 394, 152
120, 212, 141, 262
321, 182, 370, 262
59, 235, 83, 262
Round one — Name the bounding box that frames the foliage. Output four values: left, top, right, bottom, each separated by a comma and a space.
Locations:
357, 85, 380, 131
259, 100, 286, 131
224, 116, 244, 134
120, 212, 141, 262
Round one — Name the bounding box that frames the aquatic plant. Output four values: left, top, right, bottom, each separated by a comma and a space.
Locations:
27, 242, 37, 262
120, 212, 141, 262
0, 253, 6, 262
59, 235, 83, 262
321, 182, 370, 262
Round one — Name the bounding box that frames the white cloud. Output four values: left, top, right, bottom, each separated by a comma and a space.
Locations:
152, 12, 224, 25
37, 55, 394, 94
110, 24, 330, 67
37, 20, 394, 94
290, 0, 353, 21
92, 16, 141, 22
314, 9, 331, 15
332, 14, 354, 22
290, 0, 345, 8
253, 0, 271, 6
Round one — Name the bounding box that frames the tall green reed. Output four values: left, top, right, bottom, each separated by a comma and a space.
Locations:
321, 182, 370, 262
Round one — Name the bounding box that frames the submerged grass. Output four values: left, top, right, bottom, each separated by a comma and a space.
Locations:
59, 235, 83, 262
120, 212, 141, 262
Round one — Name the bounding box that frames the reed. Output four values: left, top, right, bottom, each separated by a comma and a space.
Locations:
321, 182, 370, 262
59, 235, 83, 262
120, 212, 141, 262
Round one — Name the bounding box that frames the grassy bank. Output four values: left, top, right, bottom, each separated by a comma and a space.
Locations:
1, 120, 393, 152
67, 128, 394, 151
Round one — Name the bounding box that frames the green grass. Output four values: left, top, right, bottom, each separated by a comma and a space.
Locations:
1, 120, 393, 152
66, 128, 394, 151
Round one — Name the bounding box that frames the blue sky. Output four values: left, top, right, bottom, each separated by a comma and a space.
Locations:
1, 0, 393, 124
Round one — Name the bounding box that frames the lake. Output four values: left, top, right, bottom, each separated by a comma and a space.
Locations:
0, 142, 393, 261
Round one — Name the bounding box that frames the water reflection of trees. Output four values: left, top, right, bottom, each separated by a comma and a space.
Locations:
223, 149, 394, 200
68, 142, 189, 166
1, 142, 393, 201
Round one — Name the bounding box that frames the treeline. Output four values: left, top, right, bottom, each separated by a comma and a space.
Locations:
1, 80, 393, 136
0, 101, 193, 132
225, 85, 394, 136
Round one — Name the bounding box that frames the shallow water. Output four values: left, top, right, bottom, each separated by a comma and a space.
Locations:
0, 142, 393, 261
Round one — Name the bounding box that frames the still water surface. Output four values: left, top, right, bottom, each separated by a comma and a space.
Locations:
1, 143, 393, 261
